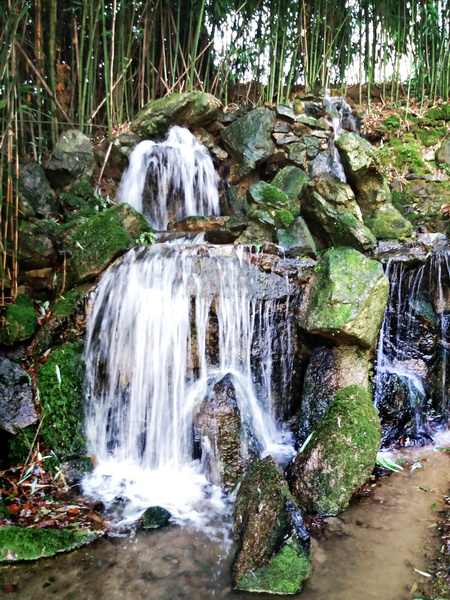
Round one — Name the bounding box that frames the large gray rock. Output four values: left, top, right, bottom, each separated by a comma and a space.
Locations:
45, 129, 94, 190
0, 357, 38, 434
300, 247, 389, 349
276, 217, 316, 259
194, 373, 260, 491
335, 133, 390, 210
220, 107, 275, 181
18, 163, 58, 219
288, 385, 381, 515
18, 222, 59, 271
271, 166, 310, 216
310, 173, 362, 220
297, 346, 371, 441
132, 92, 222, 139
232, 456, 311, 595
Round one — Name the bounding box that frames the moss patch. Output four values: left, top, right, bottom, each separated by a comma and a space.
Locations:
36, 342, 86, 457
0, 526, 102, 561
0, 294, 37, 345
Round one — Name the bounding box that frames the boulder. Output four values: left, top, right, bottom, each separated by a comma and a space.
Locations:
18, 163, 58, 219
45, 129, 94, 190
335, 133, 390, 210
220, 107, 275, 181
140, 506, 171, 530
288, 385, 381, 515
19, 222, 59, 271
131, 91, 222, 139
276, 217, 316, 259
0, 358, 37, 434
300, 248, 389, 349
232, 456, 311, 595
194, 373, 260, 491
436, 139, 450, 167
96, 133, 140, 179
271, 166, 310, 216
297, 346, 371, 441
288, 137, 320, 165
0, 294, 37, 345
301, 190, 376, 253
68, 202, 152, 283
365, 203, 413, 240
310, 173, 362, 220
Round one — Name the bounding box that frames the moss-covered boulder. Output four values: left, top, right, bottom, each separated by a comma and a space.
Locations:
248, 181, 290, 211
0, 527, 102, 561
301, 190, 376, 253
336, 133, 390, 210
310, 173, 362, 219
365, 203, 413, 240
0, 294, 37, 345
0, 357, 37, 434
36, 342, 86, 458
232, 456, 311, 595
131, 91, 222, 139
19, 221, 59, 271
276, 217, 316, 259
140, 506, 171, 530
220, 107, 275, 182
68, 202, 152, 283
18, 163, 59, 220
45, 129, 94, 190
235, 221, 276, 245
194, 373, 260, 491
437, 139, 450, 167
288, 385, 381, 515
271, 166, 310, 216
301, 248, 389, 349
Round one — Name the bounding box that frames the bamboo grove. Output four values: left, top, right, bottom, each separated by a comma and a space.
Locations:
0, 0, 450, 302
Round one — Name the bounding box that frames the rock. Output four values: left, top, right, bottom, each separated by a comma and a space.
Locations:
288, 137, 321, 164
436, 139, 450, 167
248, 207, 294, 231
308, 152, 344, 180
168, 215, 244, 233
310, 173, 363, 219
271, 166, 310, 216
61, 456, 94, 486
18, 163, 58, 219
301, 190, 376, 253
219, 105, 252, 124
36, 343, 87, 458
275, 105, 296, 121
235, 221, 276, 245
300, 248, 389, 349
131, 91, 222, 139
295, 115, 318, 127
248, 181, 290, 210
68, 202, 152, 283
45, 129, 94, 190
220, 107, 275, 181
276, 218, 316, 259
365, 203, 413, 240
0, 527, 103, 561
273, 133, 300, 145
274, 121, 291, 133
0, 358, 37, 434
194, 373, 260, 490
335, 133, 390, 210
140, 506, 171, 529
232, 456, 311, 595
98, 133, 140, 179
18, 222, 59, 270
22, 268, 55, 292
288, 385, 381, 515
297, 346, 371, 441
0, 294, 37, 345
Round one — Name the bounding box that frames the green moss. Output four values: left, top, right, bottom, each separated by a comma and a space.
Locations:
36, 342, 86, 457
248, 180, 290, 211
274, 209, 294, 229
416, 127, 445, 148
378, 114, 400, 131
238, 535, 311, 594
0, 526, 102, 561
9, 426, 36, 463
424, 105, 450, 122
389, 136, 429, 174
0, 294, 37, 345
140, 506, 171, 530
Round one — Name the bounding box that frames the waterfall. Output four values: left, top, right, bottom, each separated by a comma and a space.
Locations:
374, 251, 450, 446
323, 90, 358, 182
82, 243, 295, 527
116, 126, 220, 230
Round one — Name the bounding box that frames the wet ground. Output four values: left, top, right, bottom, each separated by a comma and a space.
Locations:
1, 443, 449, 600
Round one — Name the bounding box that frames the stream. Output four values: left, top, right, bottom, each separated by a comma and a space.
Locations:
1, 438, 449, 600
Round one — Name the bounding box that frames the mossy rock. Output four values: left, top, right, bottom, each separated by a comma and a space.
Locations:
271, 166, 310, 216
288, 385, 381, 515
36, 342, 87, 457
436, 139, 450, 167
18, 163, 58, 220
381, 135, 431, 174
131, 91, 222, 139
232, 456, 311, 595
68, 202, 152, 283
378, 114, 400, 131
248, 181, 290, 211
276, 217, 316, 259
0, 526, 102, 561
365, 203, 413, 240
45, 129, 94, 190
0, 294, 37, 345
235, 221, 276, 245
301, 247, 389, 349
140, 506, 171, 530
415, 127, 445, 148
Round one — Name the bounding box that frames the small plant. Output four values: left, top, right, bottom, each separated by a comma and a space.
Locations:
135, 231, 156, 246
376, 454, 403, 472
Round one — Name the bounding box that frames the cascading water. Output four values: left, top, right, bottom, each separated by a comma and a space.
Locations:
323, 90, 358, 182
374, 250, 450, 446
116, 126, 220, 230
82, 243, 295, 528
